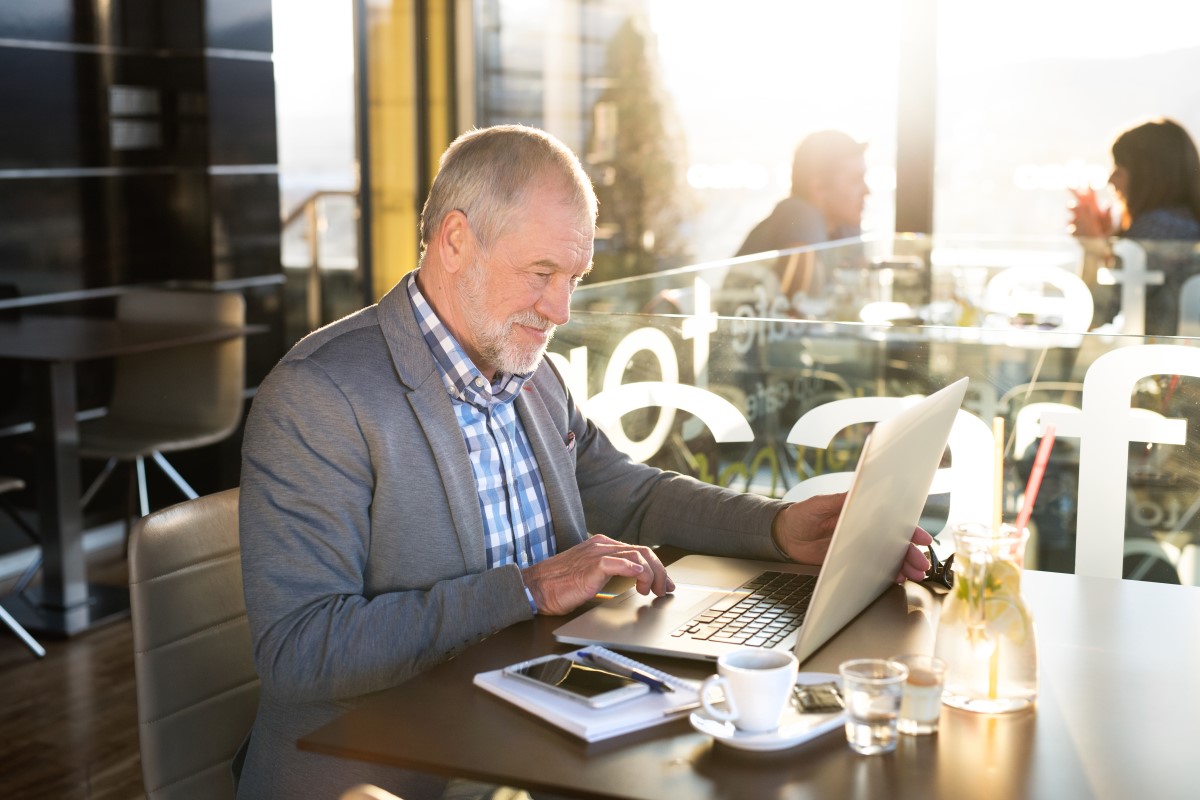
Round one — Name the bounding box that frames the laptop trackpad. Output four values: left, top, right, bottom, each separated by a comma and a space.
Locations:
556, 585, 723, 642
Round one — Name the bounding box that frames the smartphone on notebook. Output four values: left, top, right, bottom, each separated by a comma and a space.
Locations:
502, 654, 650, 708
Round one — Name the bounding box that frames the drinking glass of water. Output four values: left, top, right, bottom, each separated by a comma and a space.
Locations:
838, 658, 908, 755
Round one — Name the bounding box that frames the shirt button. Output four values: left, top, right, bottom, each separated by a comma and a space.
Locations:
474, 377, 485, 387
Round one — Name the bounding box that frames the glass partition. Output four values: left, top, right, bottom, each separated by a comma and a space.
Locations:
573, 234, 923, 319
575, 234, 1200, 339
559, 250, 1200, 586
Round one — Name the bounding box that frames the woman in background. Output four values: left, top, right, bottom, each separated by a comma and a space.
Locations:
1049, 119, 1200, 580
1071, 117, 1200, 241
1070, 117, 1200, 334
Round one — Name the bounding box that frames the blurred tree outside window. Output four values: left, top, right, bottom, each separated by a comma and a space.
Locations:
473, 0, 901, 272
586, 16, 693, 281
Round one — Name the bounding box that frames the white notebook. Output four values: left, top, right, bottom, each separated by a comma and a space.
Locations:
473, 647, 699, 742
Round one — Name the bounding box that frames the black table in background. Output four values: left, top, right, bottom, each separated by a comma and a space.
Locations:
0, 315, 260, 636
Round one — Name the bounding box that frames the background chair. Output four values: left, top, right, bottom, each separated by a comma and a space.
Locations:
338, 783, 528, 800
0, 475, 45, 657
340, 787, 404, 800
129, 488, 258, 800
80, 289, 246, 518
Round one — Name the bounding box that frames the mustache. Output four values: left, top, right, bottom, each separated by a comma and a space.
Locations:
508, 311, 556, 332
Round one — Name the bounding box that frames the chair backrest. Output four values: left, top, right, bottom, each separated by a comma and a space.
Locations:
339, 786, 405, 800
129, 488, 258, 800
108, 289, 246, 439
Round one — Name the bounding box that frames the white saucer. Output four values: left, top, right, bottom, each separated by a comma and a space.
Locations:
689, 672, 845, 752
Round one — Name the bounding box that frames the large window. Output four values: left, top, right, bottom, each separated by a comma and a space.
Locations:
647, 1, 901, 261
272, 0, 360, 340
935, 0, 1200, 237
472, 0, 1200, 266
472, 0, 902, 273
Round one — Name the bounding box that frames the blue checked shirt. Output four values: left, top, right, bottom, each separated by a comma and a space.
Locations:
405, 273, 557, 579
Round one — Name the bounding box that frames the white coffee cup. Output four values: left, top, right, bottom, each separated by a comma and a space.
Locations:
700, 648, 799, 733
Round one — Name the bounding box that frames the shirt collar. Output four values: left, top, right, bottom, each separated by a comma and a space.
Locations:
405, 271, 528, 407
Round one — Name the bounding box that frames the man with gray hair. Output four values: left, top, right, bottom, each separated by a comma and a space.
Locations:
236, 125, 929, 799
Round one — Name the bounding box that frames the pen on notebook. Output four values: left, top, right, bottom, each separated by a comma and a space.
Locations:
578, 650, 675, 693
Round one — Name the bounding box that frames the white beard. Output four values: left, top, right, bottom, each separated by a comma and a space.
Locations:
460, 259, 556, 376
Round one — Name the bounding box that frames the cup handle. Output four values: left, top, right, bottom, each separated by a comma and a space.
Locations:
700, 675, 738, 722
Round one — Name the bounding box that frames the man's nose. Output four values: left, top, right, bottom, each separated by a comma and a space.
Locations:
538, 280, 572, 326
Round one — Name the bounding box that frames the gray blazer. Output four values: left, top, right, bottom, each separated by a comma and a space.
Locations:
236, 278, 786, 799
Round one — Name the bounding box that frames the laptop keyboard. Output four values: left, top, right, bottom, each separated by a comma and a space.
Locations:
670, 571, 817, 648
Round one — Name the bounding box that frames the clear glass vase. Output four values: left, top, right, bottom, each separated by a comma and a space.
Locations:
934, 523, 1038, 713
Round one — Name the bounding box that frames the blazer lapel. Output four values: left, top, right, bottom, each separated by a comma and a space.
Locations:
517, 381, 586, 553
378, 279, 488, 573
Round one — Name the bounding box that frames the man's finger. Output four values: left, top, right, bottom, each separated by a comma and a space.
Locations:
599, 554, 645, 578
629, 552, 656, 595
905, 543, 931, 572
909, 527, 933, 546
893, 544, 932, 584
620, 548, 671, 596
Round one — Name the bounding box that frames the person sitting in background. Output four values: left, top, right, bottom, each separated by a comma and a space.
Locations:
736, 129, 870, 257
1069, 117, 1200, 334
1070, 117, 1200, 242
1057, 118, 1200, 578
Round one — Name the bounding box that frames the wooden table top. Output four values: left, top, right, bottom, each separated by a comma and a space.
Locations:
299, 563, 1200, 800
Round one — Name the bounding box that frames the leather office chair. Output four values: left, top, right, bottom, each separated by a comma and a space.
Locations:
80, 289, 246, 517
129, 488, 259, 800
340, 783, 530, 800
0, 475, 45, 657
340, 787, 404, 800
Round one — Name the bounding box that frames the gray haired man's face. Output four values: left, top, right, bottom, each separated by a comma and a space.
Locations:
455, 181, 594, 378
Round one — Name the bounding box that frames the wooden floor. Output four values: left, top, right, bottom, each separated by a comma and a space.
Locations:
0, 553, 144, 800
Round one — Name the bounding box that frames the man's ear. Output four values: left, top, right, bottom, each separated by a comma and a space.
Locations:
436, 209, 474, 274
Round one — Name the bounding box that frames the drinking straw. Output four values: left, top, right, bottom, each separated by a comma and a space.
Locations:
991, 423, 1057, 700
987, 418, 1008, 703
1014, 424, 1058, 532
989, 641, 1000, 701
992, 417, 1005, 532
1165, 374, 1180, 412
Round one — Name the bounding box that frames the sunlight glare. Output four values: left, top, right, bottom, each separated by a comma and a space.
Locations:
649, 0, 900, 145
939, 0, 1200, 66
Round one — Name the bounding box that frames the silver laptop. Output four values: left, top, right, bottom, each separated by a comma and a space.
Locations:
554, 377, 969, 664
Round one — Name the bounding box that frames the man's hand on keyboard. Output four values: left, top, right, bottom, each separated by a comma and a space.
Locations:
521, 535, 675, 616
770, 492, 933, 583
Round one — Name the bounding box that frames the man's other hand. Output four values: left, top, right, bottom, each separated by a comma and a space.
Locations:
771, 493, 933, 583
895, 528, 934, 584
521, 535, 674, 616
770, 493, 846, 565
